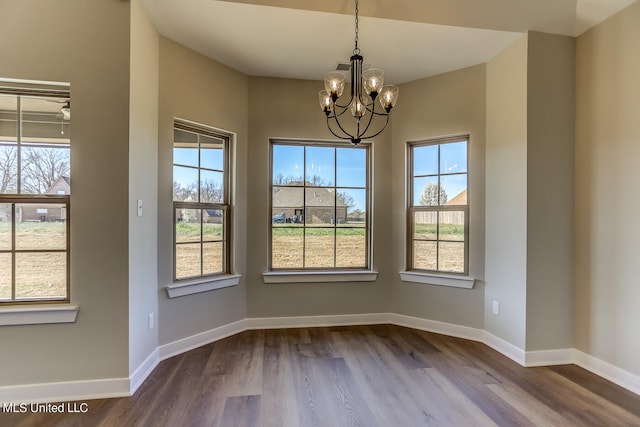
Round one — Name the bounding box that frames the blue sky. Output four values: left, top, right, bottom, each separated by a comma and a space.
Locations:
272, 145, 367, 211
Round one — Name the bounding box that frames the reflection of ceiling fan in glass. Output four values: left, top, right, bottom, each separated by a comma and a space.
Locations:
60, 101, 70, 120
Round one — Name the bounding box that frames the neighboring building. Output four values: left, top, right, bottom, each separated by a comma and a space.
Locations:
18, 176, 69, 222
273, 183, 347, 224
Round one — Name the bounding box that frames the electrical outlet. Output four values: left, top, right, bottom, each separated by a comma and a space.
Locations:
492, 300, 500, 316
148, 312, 154, 330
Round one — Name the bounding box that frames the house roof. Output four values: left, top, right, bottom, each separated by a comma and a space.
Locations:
273, 185, 347, 208
447, 189, 467, 206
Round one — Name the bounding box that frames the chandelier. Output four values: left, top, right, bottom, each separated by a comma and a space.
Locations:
319, 0, 398, 146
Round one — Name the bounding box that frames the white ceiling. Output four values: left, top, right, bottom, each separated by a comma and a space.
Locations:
141, 0, 636, 84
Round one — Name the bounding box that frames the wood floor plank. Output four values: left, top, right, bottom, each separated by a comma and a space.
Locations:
260, 329, 299, 427
220, 395, 261, 427
3, 325, 640, 427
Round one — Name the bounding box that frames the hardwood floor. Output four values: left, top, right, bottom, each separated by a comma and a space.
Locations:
3, 325, 640, 426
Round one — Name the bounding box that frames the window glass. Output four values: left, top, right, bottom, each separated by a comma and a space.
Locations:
173, 121, 231, 280
408, 137, 468, 274
271, 141, 369, 270
0, 88, 71, 304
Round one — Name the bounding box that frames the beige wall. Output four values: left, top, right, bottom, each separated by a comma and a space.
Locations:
575, 2, 640, 375
157, 38, 249, 345
390, 65, 487, 328
485, 35, 529, 349
0, 0, 131, 384
129, 0, 160, 374
245, 77, 391, 317
525, 32, 575, 351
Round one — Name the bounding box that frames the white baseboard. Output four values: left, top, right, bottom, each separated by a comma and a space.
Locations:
157, 319, 247, 360
247, 313, 389, 329
524, 348, 574, 367
0, 377, 130, 404
388, 313, 484, 342
574, 349, 640, 396
129, 349, 160, 395
4, 314, 639, 403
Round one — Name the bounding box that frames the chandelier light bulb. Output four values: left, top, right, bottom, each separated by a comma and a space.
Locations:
318, 0, 398, 145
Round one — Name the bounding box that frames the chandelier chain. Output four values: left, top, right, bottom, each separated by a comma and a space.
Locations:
353, 0, 360, 55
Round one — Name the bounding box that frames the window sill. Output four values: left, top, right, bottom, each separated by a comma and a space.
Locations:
166, 274, 241, 298
399, 271, 475, 289
263, 270, 378, 284
0, 304, 79, 326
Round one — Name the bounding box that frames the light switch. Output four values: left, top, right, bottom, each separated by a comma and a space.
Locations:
137, 199, 143, 217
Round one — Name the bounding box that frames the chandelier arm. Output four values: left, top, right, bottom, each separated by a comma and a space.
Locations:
326, 116, 354, 141
359, 113, 390, 141
357, 100, 377, 138
330, 112, 359, 140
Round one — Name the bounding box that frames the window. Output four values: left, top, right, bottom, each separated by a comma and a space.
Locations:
173, 120, 231, 281
0, 86, 71, 304
270, 140, 370, 270
408, 136, 468, 275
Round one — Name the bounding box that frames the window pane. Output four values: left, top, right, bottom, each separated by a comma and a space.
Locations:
20, 146, 70, 194
338, 188, 366, 225
306, 187, 335, 224
273, 145, 304, 185
440, 141, 467, 174
175, 243, 201, 279
272, 227, 303, 269
176, 209, 201, 243
0, 95, 18, 144
15, 204, 66, 250
0, 253, 10, 300
414, 177, 440, 206
174, 128, 198, 144
438, 242, 465, 273
200, 170, 224, 203
413, 241, 437, 270
414, 211, 437, 240
336, 228, 365, 268
21, 97, 70, 146
0, 145, 18, 194
305, 228, 334, 268
439, 211, 465, 241
15, 252, 66, 299
306, 146, 334, 186
203, 242, 224, 275
203, 210, 224, 241
173, 166, 198, 201
200, 136, 224, 170
440, 174, 466, 206
336, 148, 366, 188
273, 186, 303, 224
173, 146, 198, 167
413, 144, 438, 176
0, 204, 11, 250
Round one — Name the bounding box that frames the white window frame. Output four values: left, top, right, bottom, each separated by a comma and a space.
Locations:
171, 119, 234, 287
264, 139, 377, 282
403, 135, 474, 288
0, 85, 72, 305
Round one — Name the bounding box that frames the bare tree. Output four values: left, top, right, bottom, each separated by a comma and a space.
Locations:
21, 147, 70, 194
200, 179, 223, 203
419, 182, 447, 206
337, 191, 355, 210
173, 181, 197, 202
0, 146, 17, 193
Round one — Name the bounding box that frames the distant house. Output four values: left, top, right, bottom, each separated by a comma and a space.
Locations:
18, 176, 70, 222
272, 183, 347, 224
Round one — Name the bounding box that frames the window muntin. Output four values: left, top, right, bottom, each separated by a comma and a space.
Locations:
408, 136, 469, 275
173, 120, 231, 281
270, 140, 370, 271
0, 88, 71, 304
